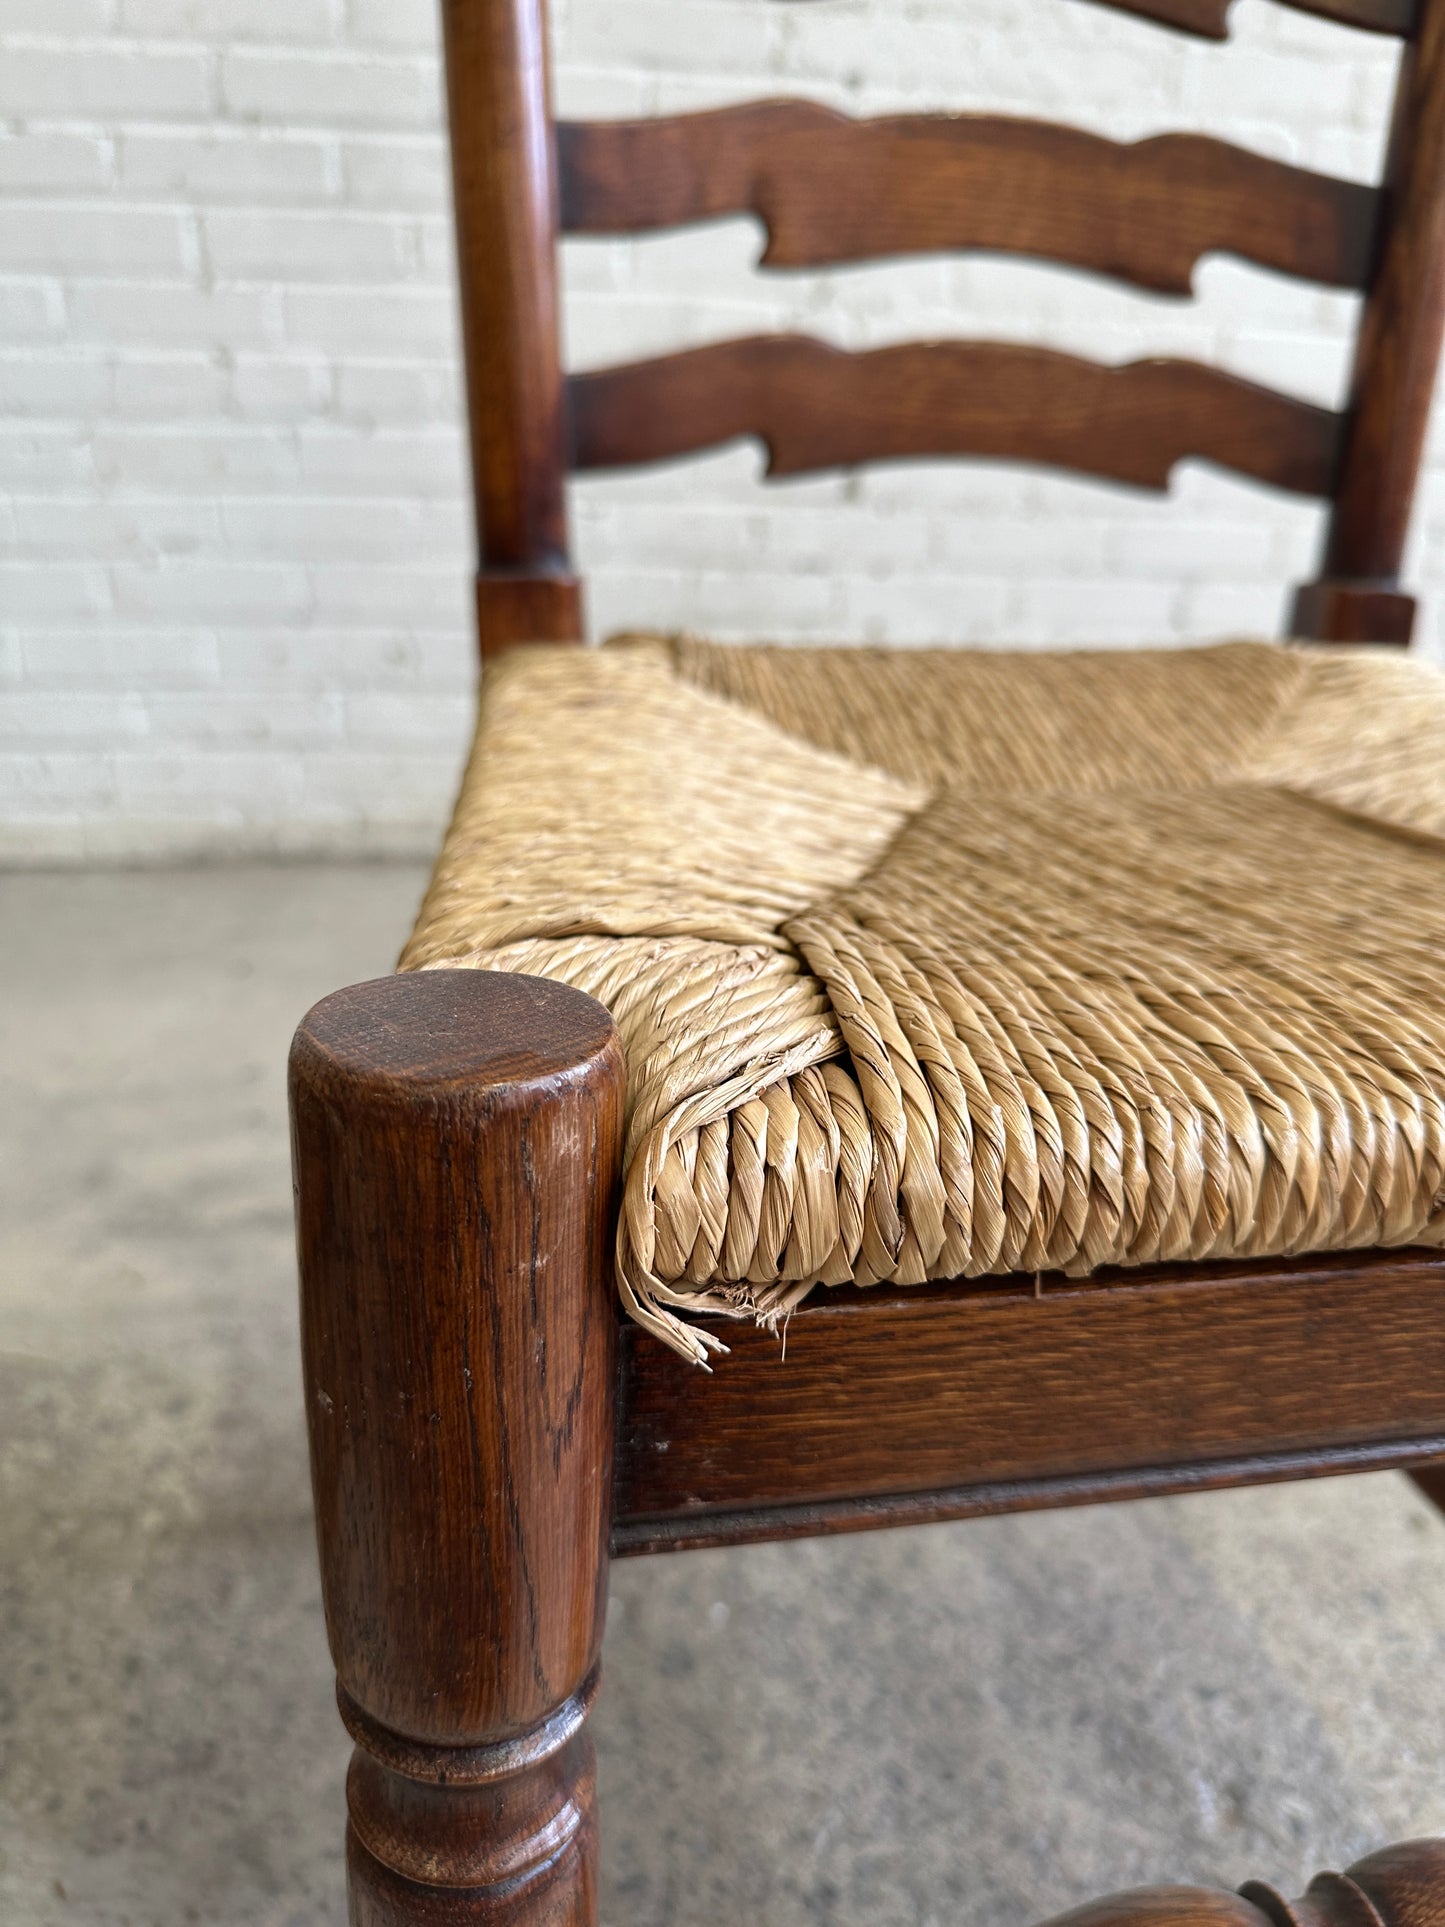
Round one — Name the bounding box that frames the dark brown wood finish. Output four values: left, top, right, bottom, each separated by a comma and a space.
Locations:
1081, 0, 1235, 32
1293, 0, 1445, 641
1290, 577, 1418, 643
612, 1249, 1445, 1550
292, 970, 624, 1926
1410, 1463, 1445, 1513
615, 1437, 1445, 1557
1082, 0, 1418, 33
559, 107, 1378, 295
474, 567, 583, 657
1030, 1842, 1445, 1927
570, 335, 1343, 493
439, 0, 581, 654
1280, 0, 1418, 24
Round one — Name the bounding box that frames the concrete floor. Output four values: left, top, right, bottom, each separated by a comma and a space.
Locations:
3, 863, 1445, 1927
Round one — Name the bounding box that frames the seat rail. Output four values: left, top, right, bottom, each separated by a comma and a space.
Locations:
612, 1248, 1445, 1554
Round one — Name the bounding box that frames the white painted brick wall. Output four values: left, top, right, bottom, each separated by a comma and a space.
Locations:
2, 0, 1441, 860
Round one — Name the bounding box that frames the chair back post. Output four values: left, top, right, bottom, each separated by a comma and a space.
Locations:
1293, 0, 1445, 644
441, 0, 583, 656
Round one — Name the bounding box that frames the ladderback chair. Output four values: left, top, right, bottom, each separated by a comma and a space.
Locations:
291, 2, 1445, 1921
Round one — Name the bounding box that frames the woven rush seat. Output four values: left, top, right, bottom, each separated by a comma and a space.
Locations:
402, 636, 1445, 1364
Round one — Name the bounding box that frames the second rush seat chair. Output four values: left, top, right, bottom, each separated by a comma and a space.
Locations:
291, 0, 1445, 1919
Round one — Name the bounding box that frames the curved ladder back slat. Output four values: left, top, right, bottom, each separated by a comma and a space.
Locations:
568, 336, 1343, 496
1084, 0, 1417, 35
558, 105, 1379, 297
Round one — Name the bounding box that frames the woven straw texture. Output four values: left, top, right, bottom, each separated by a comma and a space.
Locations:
402, 637, 1445, 1364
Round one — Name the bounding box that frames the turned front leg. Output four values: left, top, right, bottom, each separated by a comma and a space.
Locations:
290, 970, 624, 1926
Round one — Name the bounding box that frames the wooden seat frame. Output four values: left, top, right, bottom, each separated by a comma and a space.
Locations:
291, 2, 1445, 1920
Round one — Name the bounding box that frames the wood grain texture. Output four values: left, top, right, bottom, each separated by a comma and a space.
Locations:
1240, 1842, 1445, 1927
1316, 0, 1445, 589
441, 0, 574, 598
612, 1250, 1445, 1544
1036, 1891, 1273, 1927
558, 105, 1378, 296
569, 335, 1343, 494
1081, 0, 1418, 34
1028, 1843, 1445, 1927
292, 969, 624, 1926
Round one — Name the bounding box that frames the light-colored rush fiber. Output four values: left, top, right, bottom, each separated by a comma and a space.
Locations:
401, 636, 1445, 1364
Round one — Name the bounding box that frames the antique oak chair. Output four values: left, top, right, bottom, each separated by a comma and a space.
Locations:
291, 0, 1445, 1920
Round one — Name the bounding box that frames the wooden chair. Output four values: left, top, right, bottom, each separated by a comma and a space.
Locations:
290, 1, 1445, 1920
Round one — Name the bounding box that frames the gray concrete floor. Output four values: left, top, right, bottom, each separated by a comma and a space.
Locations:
3, 862, 1445, 1927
